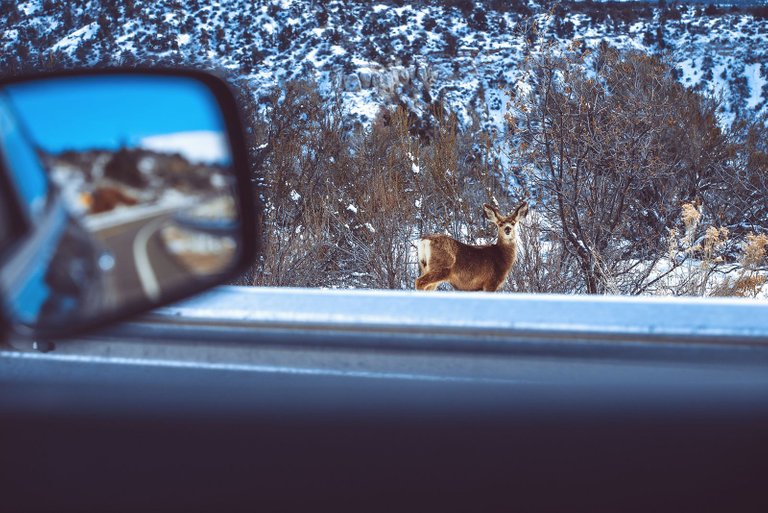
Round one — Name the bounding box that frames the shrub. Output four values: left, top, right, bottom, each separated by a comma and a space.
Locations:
508, 43, 737, 294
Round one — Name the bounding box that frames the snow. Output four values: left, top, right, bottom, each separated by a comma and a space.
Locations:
678, 58, 703, 87
345, 90, 380, 121
139, 131, 230, 164
52, 23, 98, 51
49, 165, 89, 215
262, 20, 276, 34
305, 47, 324, 68
745, 63, 766, 110
18, 1, 37, 16
6, 0, 768, 140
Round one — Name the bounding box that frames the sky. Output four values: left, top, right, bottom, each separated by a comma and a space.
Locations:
4, 74, 231, 163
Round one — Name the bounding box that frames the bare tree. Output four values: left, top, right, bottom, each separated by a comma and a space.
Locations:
508, 42, 732, 294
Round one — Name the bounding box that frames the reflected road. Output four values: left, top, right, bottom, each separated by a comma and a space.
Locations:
94, 212, 191, 306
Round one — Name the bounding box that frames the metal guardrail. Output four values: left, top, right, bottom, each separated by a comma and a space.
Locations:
124, 286, 768, 350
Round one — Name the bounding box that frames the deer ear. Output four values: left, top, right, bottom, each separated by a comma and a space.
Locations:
513, 201, 529, 221
483, 204, 500, 223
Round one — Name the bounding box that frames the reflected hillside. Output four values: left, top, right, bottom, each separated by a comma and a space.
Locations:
44, 145, 233, 215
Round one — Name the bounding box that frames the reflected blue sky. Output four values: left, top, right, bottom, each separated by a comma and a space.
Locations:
4, 75, 228, 156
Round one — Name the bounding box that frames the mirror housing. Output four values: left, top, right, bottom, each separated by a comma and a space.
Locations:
0, 69, 257, 341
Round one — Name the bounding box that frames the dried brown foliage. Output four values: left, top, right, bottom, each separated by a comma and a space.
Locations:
233, 45, 766, 297
508, 42, 766, 296
237, 80, 514, 289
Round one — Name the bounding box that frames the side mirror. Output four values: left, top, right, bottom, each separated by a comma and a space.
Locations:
0, 69, 256, 340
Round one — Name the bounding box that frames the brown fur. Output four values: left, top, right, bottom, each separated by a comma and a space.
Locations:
416, 202, 528, 292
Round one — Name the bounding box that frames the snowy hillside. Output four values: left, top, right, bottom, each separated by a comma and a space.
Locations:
2, 0, 767, 134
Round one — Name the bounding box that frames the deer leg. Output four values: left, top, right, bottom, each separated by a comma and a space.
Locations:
416, 268, 451, 291
482, 279, 505, 292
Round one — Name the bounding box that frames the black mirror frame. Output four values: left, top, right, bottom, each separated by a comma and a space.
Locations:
0, 67, 259, 342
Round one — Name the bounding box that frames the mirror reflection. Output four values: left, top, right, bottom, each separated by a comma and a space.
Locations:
0, 75, 239, 333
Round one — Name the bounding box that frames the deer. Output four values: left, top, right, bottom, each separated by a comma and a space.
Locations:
84, 186, 139, 214
415, 201, 529, 292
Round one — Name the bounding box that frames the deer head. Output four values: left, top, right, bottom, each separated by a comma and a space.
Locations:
483, 201, 529, 245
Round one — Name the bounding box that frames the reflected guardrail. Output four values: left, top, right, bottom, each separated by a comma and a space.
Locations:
83, 195, 201, 232
171, 214, 238, 235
